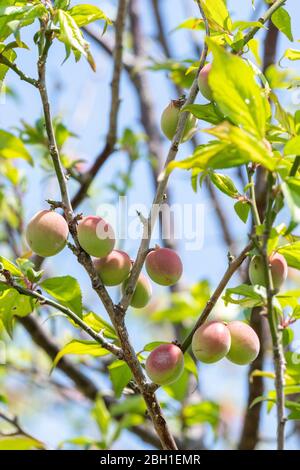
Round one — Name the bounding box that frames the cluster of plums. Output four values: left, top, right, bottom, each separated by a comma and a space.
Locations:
160, 63, 213, 142
145, 251, 288, 386
25, 210, 183, 308
145, 320, 260, 386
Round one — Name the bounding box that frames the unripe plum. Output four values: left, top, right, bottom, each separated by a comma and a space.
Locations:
160, 100, 197, 142
226, 321, 260, 365
249, 253, 288, 289
145, 247, 183, 286
26, 210, 69, 257
77, 216, 115, 258
122, 273, 152, 308
145, 343, 184, 385
93, 250, 131, 286
192, 321, 231, 363
198, 63, 213, 101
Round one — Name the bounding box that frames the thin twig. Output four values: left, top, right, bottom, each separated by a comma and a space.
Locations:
119, 0, 210, 312
0, 270, 123, 359
181, 242, 253, 353
260, 174, 286, 450
0, 54, 38, 87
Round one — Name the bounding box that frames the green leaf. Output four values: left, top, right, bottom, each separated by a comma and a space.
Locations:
200, 0, 231, 33
68, 4, 111, 29
281, 178, 300, 223
0, 3, 47, 41
208, 39, 270, 138
0, 130, 32, 163
163, 368, 190, 402
184, 353, 198, 379
223, 284, 265, 308
92, 395, 110, 437
282, 48, 300, 61
0, 255, 22, 276
282, 327, 294, 347
0, 288, 34, 336
183, 401, 220, 431
284, 136, 300, 156
0, 435, 44, 450
278, 242, 300, 270
141, 341, 167, 352
209, 171, 240, 198
271, 8, 293, 42
83, 312, 117, 340
234, 200, 251, 223
206, 122, 276, 170
40, 276, 82, 317
0, 47, 16, 82
52, 339, 109, 370
108, 360, 132, 398
183, 103, 224, 125
110, 396, 146, 417
55, 9, 95, 70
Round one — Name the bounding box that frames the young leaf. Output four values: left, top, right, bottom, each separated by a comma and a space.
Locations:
68, 4, 111, 29
278, 241, 300, 270
52, 339, 109, 370
183, 103, 224, 125
55, 9, 96, 70
92, 396, 110, 438
200, 0, 232, 33
0, 130, 32, 164
234, 200, 251, 223
83, 312, 117, 340
108, 360, 132, 398
282, 48, 300, 61
206, 122, 276, 170
0, 288, 34, 336
40, 275, 83, 317
208, 40, 270, 138
281, 178, 300, 223
284, 136, 300, 156
0, 435, 44, 450
271, 7, 293, 42
209, 171, 240, 198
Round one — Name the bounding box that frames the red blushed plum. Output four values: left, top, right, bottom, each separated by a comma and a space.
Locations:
198, 63, 213, 101
26, 210, 69, 257
145, 247, 183, 286
93, 250, 131, 286
249, 252, 288, 289
160, 100, 197, 142
226, 321, 260, 365
122, 273, 152, 308
192, 321, 231, 363
77, 216, 115, 258
145, 343, 184, 385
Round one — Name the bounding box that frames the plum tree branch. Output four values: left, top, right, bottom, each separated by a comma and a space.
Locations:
0, 269, 123, 359
180, 241, 253, 353
260, 174, 286, 450
238, 19, 280, 450
0, 53, 39, 87
119, 0, 210, 312
237, 0, 287, 52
